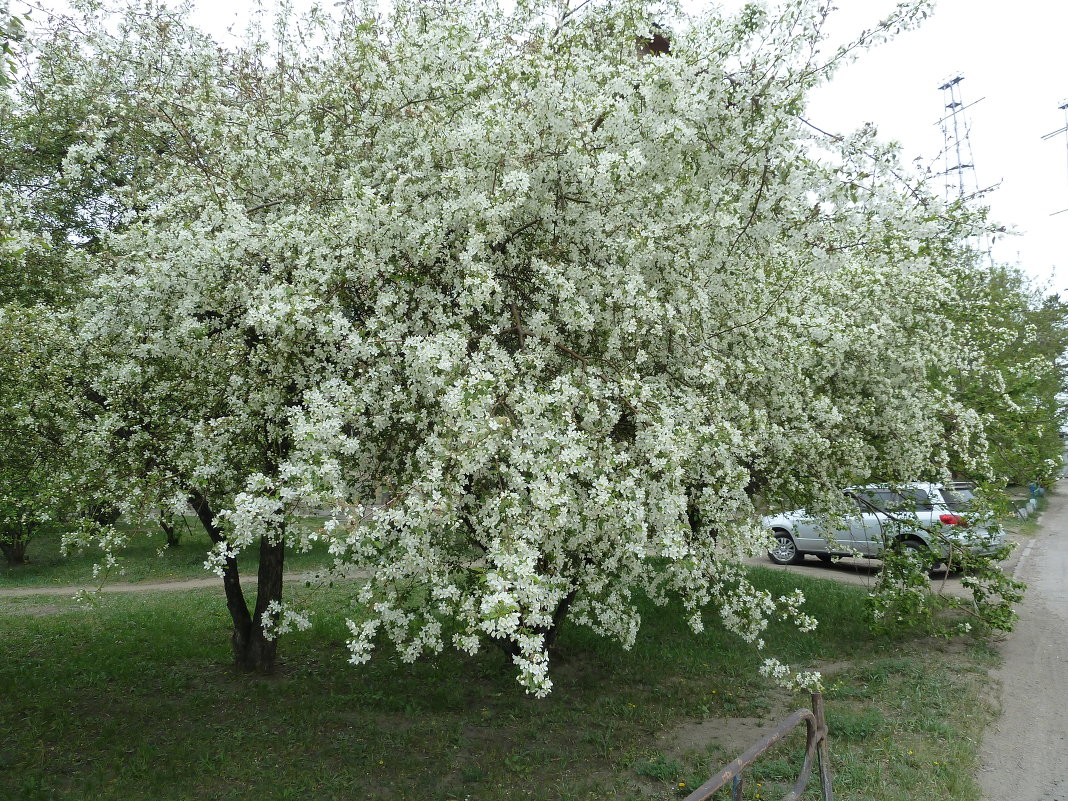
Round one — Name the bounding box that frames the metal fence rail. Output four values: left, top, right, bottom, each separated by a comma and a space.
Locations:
681, 692, 832, 801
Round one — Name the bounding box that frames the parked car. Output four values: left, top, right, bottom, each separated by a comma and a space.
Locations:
763, 483, 1004, 568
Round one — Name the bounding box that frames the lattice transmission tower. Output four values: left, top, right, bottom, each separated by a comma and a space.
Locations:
936, 74, 983, 201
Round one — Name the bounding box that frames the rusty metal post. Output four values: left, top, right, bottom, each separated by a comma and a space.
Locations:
812, 692, 833, 801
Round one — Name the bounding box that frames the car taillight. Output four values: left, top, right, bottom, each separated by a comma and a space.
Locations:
939, 514, 966, 526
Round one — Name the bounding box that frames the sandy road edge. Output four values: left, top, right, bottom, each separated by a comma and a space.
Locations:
978, 486, 1068, 801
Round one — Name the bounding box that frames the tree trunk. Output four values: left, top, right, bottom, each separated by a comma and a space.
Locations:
91, 505, 121, 527
188, 490, 287, 673
1, 521, 34, 566
188, 491, 254, 668
234, 532, 286, 673
495, 587, 578, 659
0, 534, 29, 566
542, 588, 578, 651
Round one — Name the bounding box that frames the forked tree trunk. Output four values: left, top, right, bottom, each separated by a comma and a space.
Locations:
0, 532, 29, 566
159, 517, 181, 547
188, 491, 286, 673
233, 534, 286, 672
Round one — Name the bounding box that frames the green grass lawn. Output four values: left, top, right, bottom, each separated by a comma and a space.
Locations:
0, 565, 996, 801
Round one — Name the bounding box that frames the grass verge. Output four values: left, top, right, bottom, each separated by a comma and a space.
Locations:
0, 567, 996, 801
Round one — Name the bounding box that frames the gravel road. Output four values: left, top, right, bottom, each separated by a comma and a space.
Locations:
979, 486, 1068, 801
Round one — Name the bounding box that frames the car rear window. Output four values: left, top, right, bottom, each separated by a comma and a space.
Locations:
940, 488, 974, 511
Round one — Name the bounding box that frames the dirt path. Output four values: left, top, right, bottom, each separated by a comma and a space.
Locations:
978, 485, 1068, 801
0, 570, 333, 598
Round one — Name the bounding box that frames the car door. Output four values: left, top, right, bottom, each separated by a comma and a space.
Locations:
788, 512, 834, 554
796, 491, 871, 555
847, 489, 890, 556
898, 486, 936, 530
852, 487, 935, 555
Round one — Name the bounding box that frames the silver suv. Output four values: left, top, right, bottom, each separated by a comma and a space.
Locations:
763, 483, 1005, 567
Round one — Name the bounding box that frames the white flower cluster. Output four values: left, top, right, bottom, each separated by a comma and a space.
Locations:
260, 600, 313, 642
60, 522, 129, 585
204, 541, 239, 579
760, 658, 823, 692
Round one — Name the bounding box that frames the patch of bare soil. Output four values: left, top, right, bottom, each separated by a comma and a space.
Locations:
660, 689, 796, 761
667, 715, 780, 761
812, 660, 853, 677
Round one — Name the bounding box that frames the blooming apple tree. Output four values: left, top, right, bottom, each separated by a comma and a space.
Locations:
51, 0, 1013, 689
0, 67, 97, 564
942, 262, 1068, 485
0, 297, 81, 565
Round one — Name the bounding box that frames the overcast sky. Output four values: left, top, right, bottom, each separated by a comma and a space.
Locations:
793, 0, 1068, 294
23, 0, 1068, 294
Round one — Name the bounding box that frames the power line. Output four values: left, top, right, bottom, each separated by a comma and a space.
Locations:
1041, 101, 1068, 217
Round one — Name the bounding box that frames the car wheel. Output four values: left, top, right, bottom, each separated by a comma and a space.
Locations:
769, 531, 803, 565
896, 538, 937, 572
